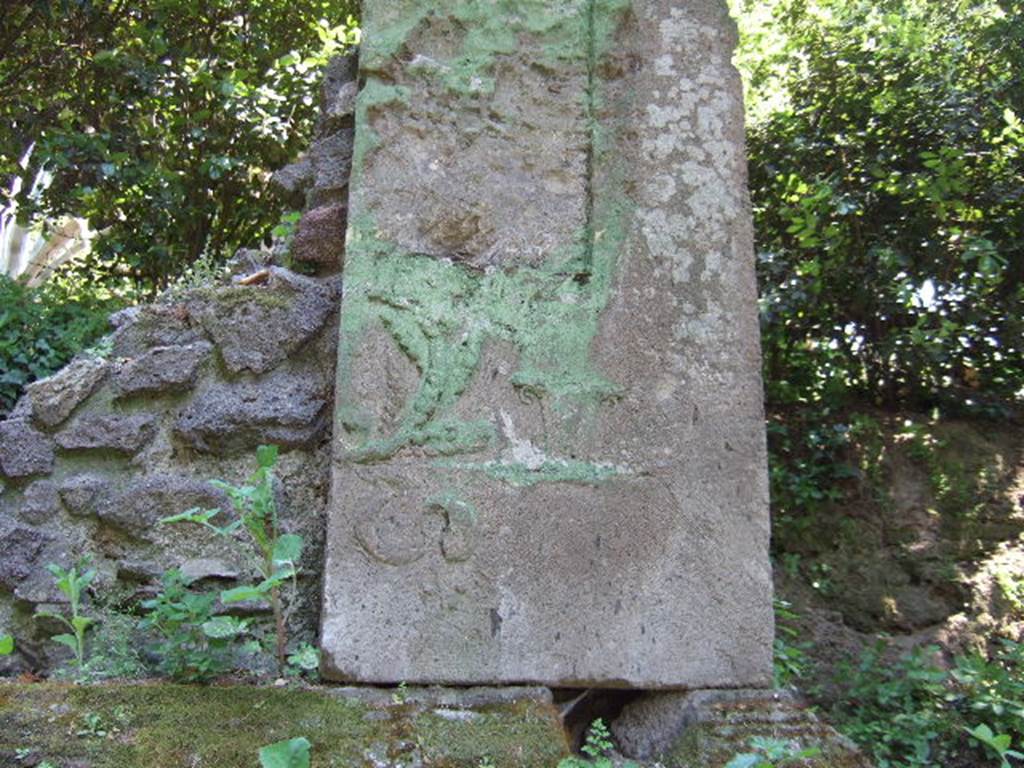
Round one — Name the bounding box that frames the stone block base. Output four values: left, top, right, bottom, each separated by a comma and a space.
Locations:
612, 689, 873, 766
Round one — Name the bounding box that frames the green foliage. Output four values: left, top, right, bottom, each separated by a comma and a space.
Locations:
767, 415, 856, 548
996, 570, 1024, 615
37, 558, 98, 673
0, 273, 120, 416
581, 718, 613, 760
558, 719, 640, 768
139, 569, 252, 682
831, 639, 1024, 767
390, 681, 409, 705
734, 0, 1024, 411
773, 598, 810, 687
0, 634, 13, 655
965, 724, 1024, 768
286, 642, 320, 679
161, 445, 302, 674
833, 642, 955, 766
950, 640, 1024, 741
72, 608, 147, 682
259, 737, 312, 768
725, 737, 822, 768
1, 1, 359, 293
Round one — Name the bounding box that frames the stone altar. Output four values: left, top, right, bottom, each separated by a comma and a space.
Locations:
320, 0, 773, 688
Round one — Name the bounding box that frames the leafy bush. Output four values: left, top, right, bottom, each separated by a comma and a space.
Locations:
735, 0, 1024, 411
558, 718, 640, 768
831, 639, 1024, 767
2, 1, 359, 292
951, 640, 1024, 742
0, 274, 119, 416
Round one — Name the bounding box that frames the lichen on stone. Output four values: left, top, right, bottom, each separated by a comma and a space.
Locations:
337, 0, 636, 477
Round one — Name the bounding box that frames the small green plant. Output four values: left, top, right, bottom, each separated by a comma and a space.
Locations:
832, 642, 953, 766
0, 633, 12, 655
76, 712, 108, 738
75, 608, 147, 682
162, 445, 302, 674
773, 598, 809, 687
163, 248, 230, 300
140, 569, 250, 682
259, 736, 311, 768
557, 719, 640, 768
965, 724, 1024, 768
581, 718, 613, 760
271, 210, 302, 242
391, 680, 409, 705
286, 642, 320, 678
37, 559, 97, 672
725, 737, 822, 767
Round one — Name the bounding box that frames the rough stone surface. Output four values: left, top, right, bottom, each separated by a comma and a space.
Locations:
179, 558, 240, 583
191, 268, 338, 374
325, 685, 554, 709
24, 357, 108, 427
273, 53, 357, 214
309, 131, 356, 199
58, 474, 110, 517
174, 367, 331, 454
55, 412, 158, 455
0, 265, 339, 675
319, 54, 360, 130
96, 475, 231, 537
0, 520, 50, 591
110, 304, 205, 359
612, 689, 873, 766
321, 0, 773, 688
19, 480, 61, 526
292, 203, 348, 266
114, 342, 212, 397
0, 420, 54, 478
613, 689, 764, 759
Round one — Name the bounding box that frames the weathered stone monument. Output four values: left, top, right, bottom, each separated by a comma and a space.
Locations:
320, 0, 773, 688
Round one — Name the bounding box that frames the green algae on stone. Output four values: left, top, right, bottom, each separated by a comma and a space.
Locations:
336, 218, 627, 464
448, 457, 628, 487
427, 490, 479, 524
0, 682, 569, 768
360, 0, 598, 86
337, 0, 635, 474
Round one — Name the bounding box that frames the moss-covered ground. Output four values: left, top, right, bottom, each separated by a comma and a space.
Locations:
0, 682, 570, 768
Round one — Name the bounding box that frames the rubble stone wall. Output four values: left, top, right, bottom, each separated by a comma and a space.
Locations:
0, 55, 358, 676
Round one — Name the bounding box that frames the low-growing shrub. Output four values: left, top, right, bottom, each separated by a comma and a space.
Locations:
831, 639, 1024, 767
